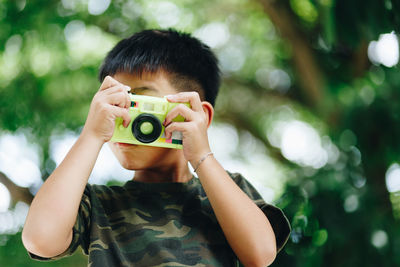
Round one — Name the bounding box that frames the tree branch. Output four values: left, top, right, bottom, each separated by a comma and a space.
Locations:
257, 0, 325, 108
217, 78, 299, 168
0, 172, 34, 206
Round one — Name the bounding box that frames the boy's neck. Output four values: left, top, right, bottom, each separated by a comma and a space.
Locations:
132, 152, 193, 183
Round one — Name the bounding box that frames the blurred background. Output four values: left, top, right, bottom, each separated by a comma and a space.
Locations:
0, 0, 400, 266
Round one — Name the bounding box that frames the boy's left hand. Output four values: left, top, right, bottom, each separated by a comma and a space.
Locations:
163, 92, 212, 167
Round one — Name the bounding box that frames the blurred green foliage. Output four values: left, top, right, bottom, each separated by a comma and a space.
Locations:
1, 0, 400, 266
0, 233, 87, 266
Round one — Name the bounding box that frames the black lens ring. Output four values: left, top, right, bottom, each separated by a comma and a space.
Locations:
132, 114, 162, 143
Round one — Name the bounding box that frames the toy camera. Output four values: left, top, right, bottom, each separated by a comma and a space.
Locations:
111, 94, 190, 149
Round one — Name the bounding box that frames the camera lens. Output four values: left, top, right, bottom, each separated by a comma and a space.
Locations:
132, 114, 162, 143
140, 122, 154, 135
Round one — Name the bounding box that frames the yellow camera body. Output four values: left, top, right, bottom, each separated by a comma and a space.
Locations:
111, 94, 189, 149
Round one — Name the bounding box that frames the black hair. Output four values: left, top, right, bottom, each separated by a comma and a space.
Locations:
99, 29, 221, 106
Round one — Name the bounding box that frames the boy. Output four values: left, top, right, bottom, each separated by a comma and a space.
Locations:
22, 29, 290, 266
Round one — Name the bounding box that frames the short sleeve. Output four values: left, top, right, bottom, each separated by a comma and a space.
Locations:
228, 171, 291, 253
28, 185, 92, 261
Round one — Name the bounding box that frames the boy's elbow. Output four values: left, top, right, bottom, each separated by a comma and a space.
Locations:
22, 228, 42, 256
22, 227, 50, 257
260, 250, 277, 267
262, 242, 277, 267
22, 227, 72, 258
244, 253, 276, 267
242, 243, 277, 267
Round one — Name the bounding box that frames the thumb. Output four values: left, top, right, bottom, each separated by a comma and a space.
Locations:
112, 106, 131, 127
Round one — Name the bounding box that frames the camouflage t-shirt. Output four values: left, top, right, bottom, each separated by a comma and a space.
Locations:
29, 171, 290, 266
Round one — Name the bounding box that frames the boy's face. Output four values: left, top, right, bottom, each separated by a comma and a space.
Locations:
108, 71, 184, 171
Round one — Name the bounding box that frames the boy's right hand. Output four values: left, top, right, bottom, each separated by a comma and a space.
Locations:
22, 76, 131, 258
82, 76, 131, 143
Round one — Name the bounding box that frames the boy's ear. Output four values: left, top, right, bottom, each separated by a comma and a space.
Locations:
201, 101, 214, 128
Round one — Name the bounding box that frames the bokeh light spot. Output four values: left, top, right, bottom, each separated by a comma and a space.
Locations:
194, 22, 230, 49
280, 120, 328, 168
368, 32, 399, 67
0, 183, 11, 212
386, 163, 400, 193
88, 0, 111, 15
313, 229, 328, 246
371, 230, 388, 248
148, 1, 180, 28
344, 194, 359, 213
0, 133, 42, 188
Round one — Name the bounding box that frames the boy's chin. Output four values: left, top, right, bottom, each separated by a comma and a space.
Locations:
119, 162, 144, 171
109, 142, 175, 170
115, 156, 154, 170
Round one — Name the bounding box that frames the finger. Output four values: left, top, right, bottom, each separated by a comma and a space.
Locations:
163, 104, 195, 126
166, 92, 202, 112
100, 85, 131, 108
99, 76, 131, 92
99, 76, 120, 91
103, 84, 131, 96
125, 92, 131, 109
164, 122, 188, 140
111, 106, 131, 127
105, 92, 131, 108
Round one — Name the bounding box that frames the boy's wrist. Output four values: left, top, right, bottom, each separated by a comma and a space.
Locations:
79, 130, 106, 149
193, 152, 213, 172
190, 151, 213, 172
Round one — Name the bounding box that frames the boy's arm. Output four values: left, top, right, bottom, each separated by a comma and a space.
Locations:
22, 76, 131, 258
191, 158, 277, 267
164, 92, 277, 267
22, 133, 103, 258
